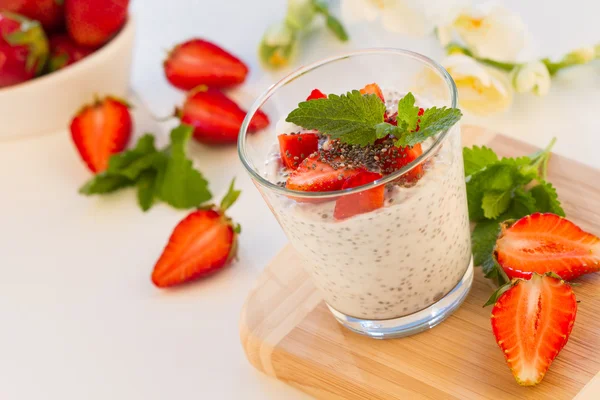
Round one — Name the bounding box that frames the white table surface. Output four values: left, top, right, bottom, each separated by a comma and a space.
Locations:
1, 1, 599, 399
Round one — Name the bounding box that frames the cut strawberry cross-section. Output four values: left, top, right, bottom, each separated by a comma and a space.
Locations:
360, 83, 385, 103
286, 157, 359, 192
334, 171, 384, 220
278, 133, 319, 170
306, 89, 327, 101
381, 143, 424, 183
495, 213, 600, 281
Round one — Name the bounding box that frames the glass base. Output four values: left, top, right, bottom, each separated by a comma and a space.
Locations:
327, 258, 474, 339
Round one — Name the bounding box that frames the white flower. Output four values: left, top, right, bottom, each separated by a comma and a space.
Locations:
564, 47, 596, 64
510, 61, 551, 96
440, 2, 527, 62
341, 0, 469, 36
442, 54, 513, 115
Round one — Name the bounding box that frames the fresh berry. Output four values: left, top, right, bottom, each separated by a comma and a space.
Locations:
164, 38, 248, 90
360, 83, 384, 102
306, 89, 326, 101
70, 97, 132, 173
47, 34, 93, 71
65, 0, 129, 47
286, 157, 359, 192
0, 11, 48, 87
334, 171, 384, 220
278, 133, 319, 170
491, 273, 577, 386
0, 0, 64, 32
177, 87, 269, 145
381, 143, 424, 183
495, 213, 600, 281
151, 183, 241, 288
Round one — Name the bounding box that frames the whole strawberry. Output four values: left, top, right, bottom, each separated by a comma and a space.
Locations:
65, 0, 129, 47
48, 33, 94, 71
70, 97, 132, 173
0, 11, 48, 88
164, 38, 248, 90
0, 0, 64, 32
151, 180, 241, 288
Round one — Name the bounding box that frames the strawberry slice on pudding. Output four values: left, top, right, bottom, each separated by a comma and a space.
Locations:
278, 133, 319, 170
306, 89, 327, 101
286, 157, 360, 192
334, 171, 384, 220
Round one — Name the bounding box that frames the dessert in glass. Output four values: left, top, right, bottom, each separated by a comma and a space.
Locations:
238, 49, 473, 339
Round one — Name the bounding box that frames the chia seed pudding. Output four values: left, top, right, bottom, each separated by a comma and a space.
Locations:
263, 89, 472, 320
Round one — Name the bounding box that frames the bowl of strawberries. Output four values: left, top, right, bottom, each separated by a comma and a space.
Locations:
0, 0, 134, 139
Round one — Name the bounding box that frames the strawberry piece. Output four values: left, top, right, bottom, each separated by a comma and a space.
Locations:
495, 213, 600, 281
65, 0, 129, 47
334, 171, 384, 220
70, 97, 132, 173
48, 34, 94, 71
381, 143, 424, 183
306, 89, 326, 101
164, 38, 248, 90
491, 273, 577, 386
1, 0, 64, 32
360, 83, 385, 102
151, 207, 239, 288
278, 133, 319, 170
0, 12, 48, 87
286, 157, 359, 192
178, 88, 269, 145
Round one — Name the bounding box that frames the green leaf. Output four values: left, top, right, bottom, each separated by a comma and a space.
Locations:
530, 181, 565, 216
394, 107, 462, 147
510, 188, 537, 218
325, 15, 349, 42
220, 178, 241, 211
79, 174, 133, 195
136, 170, 158, 212
285, 90, 386, 146
157, 125, 212, 209
482, 190, 512, 219
472, 219, 502, 267
484, 280, 514, 307
396, 93, 419, 132
463, 146, 498, 177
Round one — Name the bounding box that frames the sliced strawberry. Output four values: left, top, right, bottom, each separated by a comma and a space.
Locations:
491, 273, 577, 386
360, 83, 385, 103
495, 213, 600, 281
381, 143, 424, 183
151, 183, 241, 288
164, 38, 248, 90
306, 89, 326, 101
70, 97, 132, 173
286, 157, 359, 192
278, 133, 319, 170
334, 171, 384, 220
178, 87, 269, 145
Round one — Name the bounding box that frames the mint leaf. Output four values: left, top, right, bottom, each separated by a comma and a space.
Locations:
463, 146, 498, 177
285, 90, 386, 146
482, 190, 512, 219
157, 125, 212, 209
136, 170, 158, 212
325, 15, 349, 41
79, 174, 132, 195
220, 178, 241, 211
530, 181, 565, 216
395, 106, 462, 147
472, 219, 502, 267
396, 93, 419, 131
511, 188, 537, 217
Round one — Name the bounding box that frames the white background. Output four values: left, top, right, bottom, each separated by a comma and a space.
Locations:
1, 1, 599, 399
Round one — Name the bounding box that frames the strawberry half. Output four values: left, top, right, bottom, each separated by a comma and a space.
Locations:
306, 89, 326, 101
495, 213, 600, 281
178, 87, 269, 145
70, 97, 132, 173
286, 157, 359, 192
151, 182, 241, 288
164, 38, 248, 90
278, 133, 319, 170
334, 171, 384, 220
1, 0, 64, 32
360, 83, 385, 103
491, 273, 577, 386
48, 34, 94, 72
65, 0, 129, 47
381, 143, 424, 183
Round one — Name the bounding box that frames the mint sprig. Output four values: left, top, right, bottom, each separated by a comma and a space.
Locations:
285, 91, 462, 148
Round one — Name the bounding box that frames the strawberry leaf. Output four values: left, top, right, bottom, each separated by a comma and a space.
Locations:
484, 279, 514, 307
220, 178, 241, 211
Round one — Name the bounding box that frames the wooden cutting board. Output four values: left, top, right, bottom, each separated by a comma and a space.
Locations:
239, 126, 600, 400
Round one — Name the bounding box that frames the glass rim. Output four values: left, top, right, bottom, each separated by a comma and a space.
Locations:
237, 48, 458, 199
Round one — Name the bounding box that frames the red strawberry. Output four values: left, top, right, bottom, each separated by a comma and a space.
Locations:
286, 157, 359, 192
151, 182, 241, 288
278, 133, 319, 170
495, 213, 600, 281
164, 39, 248, 90
48, 34, 94, 71
306, 89, 326, 101
178, 87, 269, 145
0, 12, 48, 87
70, 97, 132, 173
360, 83, 385, 102
334, 171, 384, 220
0, 0, 64, 32
381, 143, 424, 183
491, 273, 577, 386
65, 0, 129, 47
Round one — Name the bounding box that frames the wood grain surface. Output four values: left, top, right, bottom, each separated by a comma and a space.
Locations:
239, 126, 600, 400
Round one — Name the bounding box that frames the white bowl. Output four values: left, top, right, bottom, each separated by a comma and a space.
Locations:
0, 18, 135, 139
